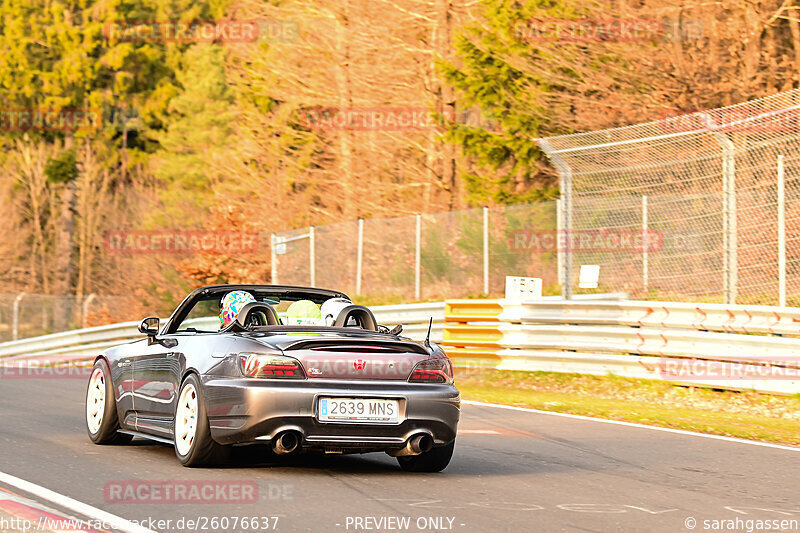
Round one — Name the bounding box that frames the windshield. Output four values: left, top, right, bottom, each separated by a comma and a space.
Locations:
173, 289, 337, 333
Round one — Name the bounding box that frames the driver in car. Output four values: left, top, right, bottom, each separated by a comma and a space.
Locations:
219, 290, 256, 330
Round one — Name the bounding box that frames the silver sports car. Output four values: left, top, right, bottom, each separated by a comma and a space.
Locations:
84, 284, 460, 471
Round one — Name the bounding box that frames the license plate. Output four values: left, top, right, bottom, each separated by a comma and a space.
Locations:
317, 398, 399, 423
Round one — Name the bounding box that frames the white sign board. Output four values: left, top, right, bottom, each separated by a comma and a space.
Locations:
505, 276, 543, 301
578, 265, 600, 289
274, 236, 287, 255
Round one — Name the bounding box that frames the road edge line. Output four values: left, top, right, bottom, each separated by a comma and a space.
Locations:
462, 400, 800, 452
0, 471, 156, 533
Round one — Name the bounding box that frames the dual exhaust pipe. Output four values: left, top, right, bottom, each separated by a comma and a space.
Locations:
389, 434, 433, 457
272, 431, 433, 457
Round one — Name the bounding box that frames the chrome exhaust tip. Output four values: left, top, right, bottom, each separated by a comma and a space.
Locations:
389, 434, 434, 457
272, 431, 301, 455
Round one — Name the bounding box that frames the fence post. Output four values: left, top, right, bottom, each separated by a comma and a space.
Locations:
538, 139, 573, 299
556, 198, 564, 287
309, 226, 316, 287
642, 195, 648, 293
704, 113, 737, 304
12, 292, 25, 341
483, 206, 489, 295
778, 155, 787, 307
356, 218, 364, 296
415, 214, 421, 300
270, 233, 278, 284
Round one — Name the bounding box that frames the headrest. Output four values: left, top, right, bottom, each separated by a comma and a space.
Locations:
221, 302, 280, 332
333, 305, 378, 331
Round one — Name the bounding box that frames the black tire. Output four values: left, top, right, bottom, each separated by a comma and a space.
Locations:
174, 374, 230, 467
397, 440, 455, 472
85, 359, 133, 445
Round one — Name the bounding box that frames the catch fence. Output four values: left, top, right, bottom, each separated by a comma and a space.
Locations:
539, 89, 800, 305
0, 293, 144, 342
274, 90, 800, 307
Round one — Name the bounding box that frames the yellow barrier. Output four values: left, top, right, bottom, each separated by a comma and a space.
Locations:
444, 300, 503, 322
443, 300, 503, 363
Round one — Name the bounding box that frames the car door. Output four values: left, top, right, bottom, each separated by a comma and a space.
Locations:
110, 349, 136, 429
130, 334, 184, 439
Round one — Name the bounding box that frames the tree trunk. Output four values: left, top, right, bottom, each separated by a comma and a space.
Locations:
435, 0, 457, 209
790, 2, 800, 83
742, 3, 761, 88
335, 0, 355, 219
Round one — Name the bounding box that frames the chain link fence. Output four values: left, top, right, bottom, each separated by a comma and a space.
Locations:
273, 90, 800, 306
271, 203, 561, 303
539, 89, 800, 305
0, 293, 146, 342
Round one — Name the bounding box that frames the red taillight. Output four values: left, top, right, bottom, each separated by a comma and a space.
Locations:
408, 358, 453, 384
239, 354, 305, 379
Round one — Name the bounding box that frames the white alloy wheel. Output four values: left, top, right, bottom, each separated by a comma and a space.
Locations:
86, 367, 106, 434
175, 383, 198, 456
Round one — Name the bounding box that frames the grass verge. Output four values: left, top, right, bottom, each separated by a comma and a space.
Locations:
456, 369, 800, 446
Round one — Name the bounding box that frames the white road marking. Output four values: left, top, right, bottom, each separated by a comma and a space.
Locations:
462, 400, 800, 452
458, 429, 501, 435
0, 471, 157, 533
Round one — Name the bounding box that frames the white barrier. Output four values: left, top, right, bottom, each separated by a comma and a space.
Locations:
444, 298, 800, 395
500, 299, 800, 336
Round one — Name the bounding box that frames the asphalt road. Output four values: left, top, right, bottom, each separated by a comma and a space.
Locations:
1, 377, 799, 533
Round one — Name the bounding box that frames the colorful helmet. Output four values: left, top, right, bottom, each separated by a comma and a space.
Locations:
320, 297, 353, 326
219, 290, 256, 328
285, 299, 322, 326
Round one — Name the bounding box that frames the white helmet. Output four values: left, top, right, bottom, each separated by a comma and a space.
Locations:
320, 297, 353, 326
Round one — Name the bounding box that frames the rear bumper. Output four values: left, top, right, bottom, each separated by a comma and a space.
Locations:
202, 377, 460, 449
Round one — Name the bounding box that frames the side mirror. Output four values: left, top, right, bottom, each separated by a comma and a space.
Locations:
138, 317, 160, 336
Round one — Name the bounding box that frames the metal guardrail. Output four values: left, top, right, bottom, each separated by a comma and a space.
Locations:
9, 295, 792, 395
0, 303, 447, 365
499, 300, 800, 336
443, 299, 800, 395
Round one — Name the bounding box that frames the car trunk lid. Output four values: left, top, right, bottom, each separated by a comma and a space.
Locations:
245, 331, 431, 380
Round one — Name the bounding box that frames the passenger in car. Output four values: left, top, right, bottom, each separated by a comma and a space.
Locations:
284, 299, 323, 326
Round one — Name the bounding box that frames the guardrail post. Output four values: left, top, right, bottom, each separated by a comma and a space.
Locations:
557, 198, 564, 288
356, 218, 364, 296
642, 195, 648, 293
270, 233, 278, 284
309, 225, 316, 287
483, 206, 489, 295
778, 155, 786, 307
703, 113, 737, 304
12, 292, 25, 341
538, 139, 573, 299
415, 214, 421, 300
